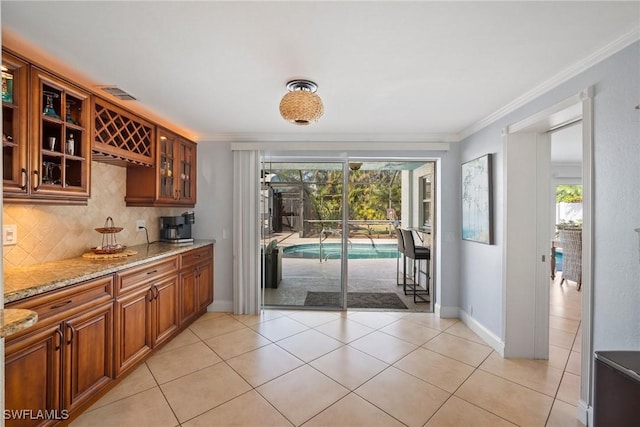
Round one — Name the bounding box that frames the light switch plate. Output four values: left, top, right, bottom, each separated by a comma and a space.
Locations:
3, 224, 18, 245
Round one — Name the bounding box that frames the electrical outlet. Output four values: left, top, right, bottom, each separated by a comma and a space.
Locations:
136, 220, 146, 231
3, 224, 18, 245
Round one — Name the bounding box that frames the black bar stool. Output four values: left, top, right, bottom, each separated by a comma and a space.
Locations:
395, 228, 406, 286
400, 228, 430, 303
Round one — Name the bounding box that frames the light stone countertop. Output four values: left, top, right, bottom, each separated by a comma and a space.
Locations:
0, 308, 38, 337
4, 240, 215, 304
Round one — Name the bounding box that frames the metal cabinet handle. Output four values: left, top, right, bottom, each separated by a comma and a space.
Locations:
146, 269, 158, 275
54, 328, 63, 351
20, 168, 28, 190
154, 285, 159, 300
33, 170, 40, 191
50, 300, 72, 310
66, 324, 75, 345
148, 288, 154, 302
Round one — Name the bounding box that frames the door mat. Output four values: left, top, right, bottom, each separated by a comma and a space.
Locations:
304, 292, 408, 310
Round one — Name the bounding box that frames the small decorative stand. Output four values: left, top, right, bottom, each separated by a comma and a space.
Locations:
83, 217, 137, 259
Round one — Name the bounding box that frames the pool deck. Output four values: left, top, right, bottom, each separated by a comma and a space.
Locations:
264, 233, 431, 312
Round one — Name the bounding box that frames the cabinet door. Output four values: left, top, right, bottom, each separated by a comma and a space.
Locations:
157, 128, 178, 203
29, 67, 91, 201
177, 138, 196, 204
5, 324, 62, 427
179, 267, 199, 326
115, 287, 153, 376
2, 50, 29, 196
63, 301, 114, 413
197, 260, 214, 311
152, 275, 179, 347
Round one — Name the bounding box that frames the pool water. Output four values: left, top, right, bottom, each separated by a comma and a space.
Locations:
283, 243, 399, 260
555, 251, 563, 271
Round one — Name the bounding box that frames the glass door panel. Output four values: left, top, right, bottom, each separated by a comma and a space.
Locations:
261, 161, 345, 309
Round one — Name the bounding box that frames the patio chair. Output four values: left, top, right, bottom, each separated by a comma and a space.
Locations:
400, 228, 430, 303
559, 229, 582, 291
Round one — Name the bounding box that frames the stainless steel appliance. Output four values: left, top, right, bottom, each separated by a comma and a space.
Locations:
160, 211, 195, 244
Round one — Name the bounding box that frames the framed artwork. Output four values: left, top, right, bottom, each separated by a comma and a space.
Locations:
462, 153, 493, 244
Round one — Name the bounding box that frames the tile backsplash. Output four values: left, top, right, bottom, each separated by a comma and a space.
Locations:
3, 161, 183, 268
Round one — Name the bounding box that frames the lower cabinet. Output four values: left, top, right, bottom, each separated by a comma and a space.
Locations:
5, 245, 213, 426
179, 244, 214, 326
62, 301, 113, 413
5, 276, 114, 427
115, 259, 179, 376
5, 324, 62, 427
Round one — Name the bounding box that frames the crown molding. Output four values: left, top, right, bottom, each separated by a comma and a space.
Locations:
457, 25, 640, 141
229, 141, 451, 152
202, 132, 459, 144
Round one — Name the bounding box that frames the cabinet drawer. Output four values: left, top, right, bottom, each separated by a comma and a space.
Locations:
7, 275, 114, 325
116, 256, 178, 295
180, 245, 213, 269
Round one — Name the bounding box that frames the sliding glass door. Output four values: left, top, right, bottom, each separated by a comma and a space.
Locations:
260, 157, 436, 312
261, 161, 347, 309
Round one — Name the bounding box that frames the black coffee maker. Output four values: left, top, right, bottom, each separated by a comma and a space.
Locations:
160, 211, 195, 244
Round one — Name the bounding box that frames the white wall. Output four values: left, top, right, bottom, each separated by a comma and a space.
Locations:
459, 42, 640, 352
435, 145, 462, 317
193, 141, 234, 312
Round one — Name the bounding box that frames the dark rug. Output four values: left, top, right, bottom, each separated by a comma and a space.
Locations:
304, 292, 408, 309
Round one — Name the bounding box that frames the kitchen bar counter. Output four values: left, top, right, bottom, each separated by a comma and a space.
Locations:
4, 240, 215, 304
0, 308, 38, 337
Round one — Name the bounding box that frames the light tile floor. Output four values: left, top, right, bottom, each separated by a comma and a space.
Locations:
71, 278, 583, 427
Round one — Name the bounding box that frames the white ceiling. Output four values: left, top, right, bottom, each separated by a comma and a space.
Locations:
2, 1, 639, 143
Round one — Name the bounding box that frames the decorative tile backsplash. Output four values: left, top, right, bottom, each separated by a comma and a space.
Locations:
2, 161, 183, 268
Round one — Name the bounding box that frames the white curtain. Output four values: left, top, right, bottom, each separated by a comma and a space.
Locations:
232, 150, 261, 314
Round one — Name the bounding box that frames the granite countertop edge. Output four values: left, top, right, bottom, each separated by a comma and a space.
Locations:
4, 240, 215, 304
0, 308, 38, 338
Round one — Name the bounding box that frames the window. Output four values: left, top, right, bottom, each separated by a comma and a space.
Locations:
419, 174, 432, 229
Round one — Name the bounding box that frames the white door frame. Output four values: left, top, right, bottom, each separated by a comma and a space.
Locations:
503, 88, 593, 424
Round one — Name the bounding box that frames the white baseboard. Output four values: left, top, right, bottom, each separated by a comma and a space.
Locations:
577, 400, 591, 426
207, 299, 233, 313
435, 303, 460, 318
459, 309, 505, 356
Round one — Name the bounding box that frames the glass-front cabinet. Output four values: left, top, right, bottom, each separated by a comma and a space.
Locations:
157, 127, 196, 205
3, 49, 91, 204
2, 51, 29, 195
30, 67, 90, 201
178, 137, 195, 204
156, 128, 195, 205
126, 127, 196, 207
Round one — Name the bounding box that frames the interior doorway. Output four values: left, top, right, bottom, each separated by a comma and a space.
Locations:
503, 88, 593, 424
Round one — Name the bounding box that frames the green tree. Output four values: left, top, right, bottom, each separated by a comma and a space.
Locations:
556, 185, 582, 203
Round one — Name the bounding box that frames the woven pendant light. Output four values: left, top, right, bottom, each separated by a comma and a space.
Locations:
279, 80, 323, 125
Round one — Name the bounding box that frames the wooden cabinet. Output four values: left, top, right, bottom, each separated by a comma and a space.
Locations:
2, 50, 29, 196
4, 246, 212, 425
5, 324, 62, 427
63, 301, 113, 413
115, 257, 179, 376
92, 97, 155, 167
125, 127, 196, 207
2, 50, 91, 204
179, 244, 214, 325
29, 67, 91, 203
5, 276, 114, 426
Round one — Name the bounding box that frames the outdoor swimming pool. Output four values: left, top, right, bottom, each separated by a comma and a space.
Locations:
283, 243, 399, 259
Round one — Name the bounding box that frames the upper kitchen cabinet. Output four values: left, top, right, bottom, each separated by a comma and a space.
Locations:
125, 127, 196, 207
92, 97, 155, 167
2, 53, 91, 205
30, 68, 91, 202
2, 51, 29, 196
